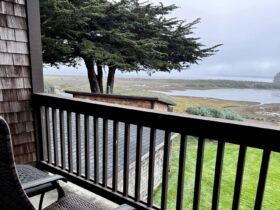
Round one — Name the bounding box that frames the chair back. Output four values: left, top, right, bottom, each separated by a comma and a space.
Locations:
0, 117, 35, 210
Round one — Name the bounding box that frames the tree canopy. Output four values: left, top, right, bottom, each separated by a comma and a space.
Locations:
40, 0, 221, 93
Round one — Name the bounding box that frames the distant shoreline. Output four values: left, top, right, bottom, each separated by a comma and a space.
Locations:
44, 70, 275, 81
44, 73, 273, 82
44, 75, 280, 91
113, 78, 280, 91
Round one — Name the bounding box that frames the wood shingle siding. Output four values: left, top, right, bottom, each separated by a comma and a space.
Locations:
0, 1, 14, 15
7, 41, 29, 54
0, 27, 15, 40
0, 52, 13, 64
1, 111, 33, 123
0, 14, 7, 26
15, 29, 28, 42
0, 0, 36, 164
13, 54, 29, 65
14, 4, 26, 17
0, 77, 24, 89
0, 40, 7, 52
2, 89, 18, 100
6, 15, 27, 29
13, 142, 36, 155
2, 66, 30, 77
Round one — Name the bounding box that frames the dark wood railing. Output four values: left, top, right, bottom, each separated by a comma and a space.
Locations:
33, 93, 280, 210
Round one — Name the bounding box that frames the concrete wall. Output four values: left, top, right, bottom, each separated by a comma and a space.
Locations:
0, 0, 36, 164
108, 142, 168, 200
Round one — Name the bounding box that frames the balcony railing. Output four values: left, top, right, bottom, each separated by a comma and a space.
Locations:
33, 93, 280, 210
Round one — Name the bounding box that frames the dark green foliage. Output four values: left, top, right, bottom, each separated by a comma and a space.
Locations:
273, 72, 280, 85
40, 0, 221, 93
186, 106, 243, 121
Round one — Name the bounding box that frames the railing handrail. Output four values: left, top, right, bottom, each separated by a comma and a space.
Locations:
33, 93, 280, 152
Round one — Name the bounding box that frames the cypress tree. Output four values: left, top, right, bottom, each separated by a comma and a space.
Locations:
40, 0, 221, 93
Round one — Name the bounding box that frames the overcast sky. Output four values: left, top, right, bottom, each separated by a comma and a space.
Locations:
157, 0, 280, 78
45, 0, 280, 80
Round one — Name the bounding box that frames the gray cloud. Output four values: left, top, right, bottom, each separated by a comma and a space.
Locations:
153, 0, 280, 78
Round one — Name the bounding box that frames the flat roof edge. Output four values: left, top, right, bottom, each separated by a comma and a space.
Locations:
65, 90, 176, 106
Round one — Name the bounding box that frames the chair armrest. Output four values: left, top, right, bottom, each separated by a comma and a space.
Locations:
22, 175, 67, 190
114, 204, 136, 210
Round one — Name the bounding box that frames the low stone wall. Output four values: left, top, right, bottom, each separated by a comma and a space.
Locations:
108, 140, 171, 200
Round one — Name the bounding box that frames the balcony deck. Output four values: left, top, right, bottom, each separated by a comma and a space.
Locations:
30, 181, 118, 210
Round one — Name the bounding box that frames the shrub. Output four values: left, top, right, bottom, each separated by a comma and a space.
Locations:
223, 109, 243, 121
186, 106, 243, 121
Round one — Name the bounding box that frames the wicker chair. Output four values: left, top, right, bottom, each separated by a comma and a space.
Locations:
17, 164, 67, 210
0, 117, 134, 210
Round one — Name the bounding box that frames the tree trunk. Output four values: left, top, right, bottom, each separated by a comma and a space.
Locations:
97, 63, 103, 93
83, 57, 101, 93
107, 66, 116, 94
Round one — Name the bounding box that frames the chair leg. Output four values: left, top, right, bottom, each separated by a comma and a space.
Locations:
54, 182, 65, 198
38, 183, 64, 210
39, 193, 45, 210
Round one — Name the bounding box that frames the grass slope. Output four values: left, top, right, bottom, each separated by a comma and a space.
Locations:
154, 137, 280, 210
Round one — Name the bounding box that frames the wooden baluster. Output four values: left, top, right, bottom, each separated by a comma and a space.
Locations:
76, 114, 82, 176
176, 134, 188, 210
135, 125, 143, 201
67, 112, 73, 173
193, 137, 205, 210
123, 123, 130, 196
85, 115, 90, 180
94, 117, 100, 183
59, 110, 66, 170
254, 149, 271, 210
161, 131, 172, 210
103, 118, 108, 187
232, 145, 247, 210
45, 107, 52, 164
147, 128, 156, 207
112, 121, 119, 192
212, 141, 225, 210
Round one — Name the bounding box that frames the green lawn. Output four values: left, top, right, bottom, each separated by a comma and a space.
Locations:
154, 137, 280, 210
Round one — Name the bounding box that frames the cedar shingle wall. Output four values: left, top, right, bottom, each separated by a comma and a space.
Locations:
0, 0, 36, 164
